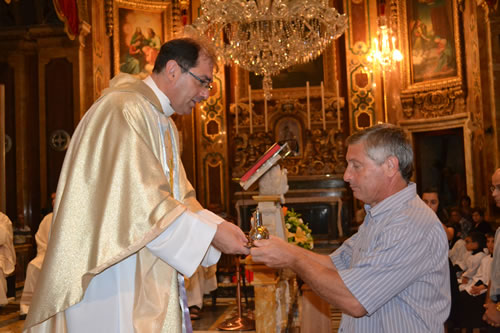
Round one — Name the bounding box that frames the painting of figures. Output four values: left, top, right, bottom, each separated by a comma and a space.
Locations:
113, 1, 171, 78
118, 9, 163, 77
407, 0, 457, 83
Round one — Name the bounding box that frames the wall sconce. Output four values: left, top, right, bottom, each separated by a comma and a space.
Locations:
367, 16, 403, 70
367, 1, 402, 122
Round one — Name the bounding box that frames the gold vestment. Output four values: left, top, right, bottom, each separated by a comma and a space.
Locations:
24, 74, 203, 332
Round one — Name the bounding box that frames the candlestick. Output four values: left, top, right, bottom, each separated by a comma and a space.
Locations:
264, 98, 268, 132
321, 81, 326, 131
235, 84, 239, 134
336, 80, 341, 131
306, 81, 310, 130
248, 84, 253, 134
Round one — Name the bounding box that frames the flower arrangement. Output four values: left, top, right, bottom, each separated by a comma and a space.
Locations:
283, 207, 314, 250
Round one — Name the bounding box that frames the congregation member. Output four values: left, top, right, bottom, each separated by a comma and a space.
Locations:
449, 224, 467, 266
483, 168, 500, 331
20, 192, 56, 318
251, 124, 450, 332
456, 232, 487, 283
421, 188, 454, 241
449, 207, 472, 240
24, 38, 249, 333
456, 232, 495, 331
470, 207, 493, 235
0, 212, 15, 307
459, 195, 473, 225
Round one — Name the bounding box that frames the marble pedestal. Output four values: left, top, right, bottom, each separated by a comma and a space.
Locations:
243, 257, 298, 333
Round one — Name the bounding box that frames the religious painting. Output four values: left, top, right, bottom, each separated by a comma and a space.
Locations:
406, 0, 458, 84
113, 0, 172, 78
249, 56, 324, 90
275, 117, 303, 156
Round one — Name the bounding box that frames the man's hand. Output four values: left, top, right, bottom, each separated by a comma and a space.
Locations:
483, 302, 500, 328
250, 236, 297, 269
212, 221, 250, 255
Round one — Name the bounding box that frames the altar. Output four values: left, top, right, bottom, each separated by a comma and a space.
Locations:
226, 141, 350, 332
235, 174, 351, 243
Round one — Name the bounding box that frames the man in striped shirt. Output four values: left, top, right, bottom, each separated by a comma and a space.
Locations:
251, 124, 451, 332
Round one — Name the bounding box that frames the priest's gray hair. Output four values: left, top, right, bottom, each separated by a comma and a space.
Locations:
346, 124, 414, 182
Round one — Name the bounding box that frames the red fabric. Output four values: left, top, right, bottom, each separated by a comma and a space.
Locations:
54, 0, 79, 38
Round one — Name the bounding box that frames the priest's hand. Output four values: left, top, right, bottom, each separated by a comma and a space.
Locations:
250, 236, 296, 269
212, 221, 250, 255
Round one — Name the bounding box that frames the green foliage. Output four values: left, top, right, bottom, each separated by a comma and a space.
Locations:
284, 208, 314, 250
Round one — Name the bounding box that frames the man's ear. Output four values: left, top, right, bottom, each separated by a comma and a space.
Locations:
164, 60, 178, 81
384, 155, 400, 177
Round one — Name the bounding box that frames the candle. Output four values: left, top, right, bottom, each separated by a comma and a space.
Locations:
306, 81, 310, 130
321, 81, 326, 131
248, 84, 253, 134
336, 80, 341, 130
235, 84, 239, 134
264, 98, 268, 132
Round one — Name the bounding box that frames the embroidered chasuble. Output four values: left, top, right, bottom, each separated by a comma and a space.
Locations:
24, 73, 221, 333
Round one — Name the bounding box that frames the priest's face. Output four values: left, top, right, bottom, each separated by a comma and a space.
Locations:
169, 55, 213, 115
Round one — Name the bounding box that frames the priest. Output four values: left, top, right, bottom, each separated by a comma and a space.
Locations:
24, 38, 249, 333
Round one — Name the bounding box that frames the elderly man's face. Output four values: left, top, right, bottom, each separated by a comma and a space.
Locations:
492, 169, 500, 207
343, 142, 389, 207
422, 192, 439, 213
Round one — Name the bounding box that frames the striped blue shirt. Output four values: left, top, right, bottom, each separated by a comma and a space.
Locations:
330, 183, 450, 332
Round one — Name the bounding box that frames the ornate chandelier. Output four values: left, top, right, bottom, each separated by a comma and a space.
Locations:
189, 0, 348, 100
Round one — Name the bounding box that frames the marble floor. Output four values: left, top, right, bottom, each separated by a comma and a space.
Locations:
0, 291, 343, 333
0, 292, 256, 333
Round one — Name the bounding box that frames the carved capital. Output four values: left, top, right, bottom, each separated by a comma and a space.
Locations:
401, 87, 465, 119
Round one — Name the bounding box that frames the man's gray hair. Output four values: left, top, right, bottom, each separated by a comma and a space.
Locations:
346, 124, 414, 182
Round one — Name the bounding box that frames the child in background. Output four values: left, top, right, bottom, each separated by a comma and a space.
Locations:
456, 232, 495, 331
457, 232, 487, 284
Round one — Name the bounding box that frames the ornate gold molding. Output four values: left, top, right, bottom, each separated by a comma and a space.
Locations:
105, 0, 114, 37
401, 86, 465, 119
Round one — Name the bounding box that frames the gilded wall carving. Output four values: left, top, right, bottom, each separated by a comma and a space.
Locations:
400, 87, 465, 119
231, 98, 346, 178
344, 0, 379, 131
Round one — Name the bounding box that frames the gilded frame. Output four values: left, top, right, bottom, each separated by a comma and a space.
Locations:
113, 0, 172, 78
398, 0, 463, 93
237, 42, 339, 101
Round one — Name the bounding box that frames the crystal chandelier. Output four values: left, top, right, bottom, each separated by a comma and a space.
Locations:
189, 0, 348, 100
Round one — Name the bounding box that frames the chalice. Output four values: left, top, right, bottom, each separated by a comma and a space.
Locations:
247, 208, 269, 247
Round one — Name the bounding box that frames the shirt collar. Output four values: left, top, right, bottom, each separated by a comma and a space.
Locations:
365, 182, 417, 218
143, 76, 175, 117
